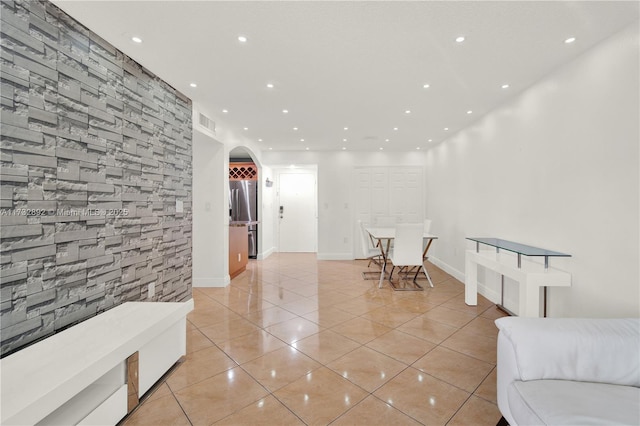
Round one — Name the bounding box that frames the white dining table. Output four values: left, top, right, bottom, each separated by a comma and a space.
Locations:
365, 226, 438, 290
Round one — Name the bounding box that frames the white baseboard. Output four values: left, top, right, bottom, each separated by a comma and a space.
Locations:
478, 284, 501, 305
317, 252, 353, 260
257, 247, 276, 260
193, 275, 230, 288
428, 256, 504, 305
428, 256, 465, 282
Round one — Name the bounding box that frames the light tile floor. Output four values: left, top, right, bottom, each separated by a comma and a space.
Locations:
124, 253, 506, 426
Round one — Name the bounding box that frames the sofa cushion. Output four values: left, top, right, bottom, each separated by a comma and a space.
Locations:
508, 379, 640, 425
495, 318, 640, 387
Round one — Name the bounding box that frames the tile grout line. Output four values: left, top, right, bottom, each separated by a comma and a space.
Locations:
137, 258, 501, 425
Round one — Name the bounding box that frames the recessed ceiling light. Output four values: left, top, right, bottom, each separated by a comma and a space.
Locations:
501, 84, 510, 89
416, 147, 421, 150
423, 84, 430, 89
444, 127, 449, 131
222, 109, 228, 113
300, 138, 305, 142
189, 83, 197, 88
305, 147, 309, 151
342, 138, 347, 142
385, 139, 390, 142
243, 127, 249, 130
428, 139, 433, 142
405, 110, 411, 114
282, 109, 289, 114
564, 37, 576, 44
393, 127, 398, 131
343, 127, 348, 131
342, 147, 347, 150
455, 36, 465, 43
131, 36, 142, 43
258, 138, 263, 142
379, 147, 384, 151
266, 83, 274, 88
293, 127, 298, 131
269, 147, 272, 150
238, 35, 248, 43
467, 110, 473, 114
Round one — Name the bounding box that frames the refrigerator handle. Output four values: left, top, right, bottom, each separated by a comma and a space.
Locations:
230, 189, 234, 222
232, 189, 238, 221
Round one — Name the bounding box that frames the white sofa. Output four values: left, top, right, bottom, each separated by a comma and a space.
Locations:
495, 317, 640, 426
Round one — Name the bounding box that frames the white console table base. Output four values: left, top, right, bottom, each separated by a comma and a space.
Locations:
465, 249, 571, 317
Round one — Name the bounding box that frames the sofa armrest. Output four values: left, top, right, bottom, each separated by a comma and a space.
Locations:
495, 317, 640, 386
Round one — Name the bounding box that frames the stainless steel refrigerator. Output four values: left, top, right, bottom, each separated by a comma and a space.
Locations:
229, 180, 258, 258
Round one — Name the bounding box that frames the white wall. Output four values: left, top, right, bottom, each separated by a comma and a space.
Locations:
425, 24, 639, 318
193, 100, 277, 285
258, 165, 276, 259
192, 129, 229, 287
261, 151, 427, 259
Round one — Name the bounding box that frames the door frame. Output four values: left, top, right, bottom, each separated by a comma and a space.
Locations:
274, 166, 318, 253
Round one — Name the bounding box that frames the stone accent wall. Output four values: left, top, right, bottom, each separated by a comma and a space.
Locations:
0, 0, 193, 356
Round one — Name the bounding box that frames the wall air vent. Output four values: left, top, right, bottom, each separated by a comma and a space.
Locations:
198, 112, 216, 134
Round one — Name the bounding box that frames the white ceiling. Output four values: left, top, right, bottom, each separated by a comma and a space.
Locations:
53, 1, 639, 153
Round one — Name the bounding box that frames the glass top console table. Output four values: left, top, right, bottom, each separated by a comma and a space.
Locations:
465, 237, 571, 317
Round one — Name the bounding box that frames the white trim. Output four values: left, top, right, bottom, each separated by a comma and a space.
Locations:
428, 255, 503, 305
428, 256, 464, 282
257, 246, 276, 260
478, 282, 502, 305
317, 252, 353, 260
193, 276, 230, 288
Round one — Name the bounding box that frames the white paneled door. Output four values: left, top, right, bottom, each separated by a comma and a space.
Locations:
389, 169, 422, 223
277, 171, 317, 252
353, 166, 424, 257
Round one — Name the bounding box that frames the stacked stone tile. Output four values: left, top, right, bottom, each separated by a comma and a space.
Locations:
0, 0, 193, 356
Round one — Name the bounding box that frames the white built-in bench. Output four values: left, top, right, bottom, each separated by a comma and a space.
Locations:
0, 300, 193, 425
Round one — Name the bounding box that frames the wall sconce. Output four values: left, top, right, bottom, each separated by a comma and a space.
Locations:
265, 178, 273, 188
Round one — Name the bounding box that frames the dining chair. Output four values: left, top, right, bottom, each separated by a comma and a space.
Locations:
404, 218, 436, 287
388, 223, 425, 290
422, 218, 433, 261
375, 216, 397, 250
358, 220, 382, 267
358, 220, 385, 281
421, 218, 435, 287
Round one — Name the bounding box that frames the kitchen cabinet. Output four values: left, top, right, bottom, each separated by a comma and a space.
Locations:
229, 224, 248, 279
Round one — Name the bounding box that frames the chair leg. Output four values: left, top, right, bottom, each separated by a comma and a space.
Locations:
389, 266, 395, 282
367, 255, 383, 269
423, 265, 434, 288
